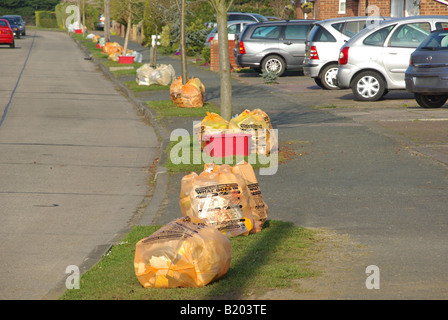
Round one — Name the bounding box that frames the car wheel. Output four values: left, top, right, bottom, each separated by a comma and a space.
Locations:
352, 71, 386, 101
415, 93, 447, 109
314, 77, 324, 88
10, 40, 15, 48
319, 64, 339, 90
262, 55, 286, 76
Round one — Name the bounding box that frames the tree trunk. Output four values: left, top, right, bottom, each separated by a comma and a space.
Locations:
180, 0, 188, 84
123, 1, 132, 56
216, 2, 232, 121
104, 0, 111, 43
82, 0, 86, 35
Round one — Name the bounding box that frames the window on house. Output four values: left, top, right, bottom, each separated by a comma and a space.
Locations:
339, 0, 347, 14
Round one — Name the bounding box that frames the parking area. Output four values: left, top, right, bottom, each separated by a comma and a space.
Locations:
233, 70, 448, 166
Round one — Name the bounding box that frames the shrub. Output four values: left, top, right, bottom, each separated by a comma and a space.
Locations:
201, 46, 210, 63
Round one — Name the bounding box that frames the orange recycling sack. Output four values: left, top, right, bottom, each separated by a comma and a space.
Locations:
194, 112, 229, 151
228, 109, 276, 155
134, 216, 231, 288
231, 161, 268, 232
102, 42, 123, 55
170, 77, 205, 108
179, 163, 254, 237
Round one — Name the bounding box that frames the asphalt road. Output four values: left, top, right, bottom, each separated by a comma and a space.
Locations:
0, 31, 158, 299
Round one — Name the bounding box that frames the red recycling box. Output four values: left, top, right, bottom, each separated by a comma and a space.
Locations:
119, 55, 134, 64
203, 133, 251, 157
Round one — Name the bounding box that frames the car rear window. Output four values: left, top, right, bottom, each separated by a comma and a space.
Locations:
0, 20, 7, 27
307, 24, 336, 42
284, 24, 311, 40
418, 31, 448, 50
250, 25, 282, 39
436, 22, 448, 29
363, 25, 395, 46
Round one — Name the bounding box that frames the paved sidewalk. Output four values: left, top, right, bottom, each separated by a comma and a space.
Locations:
0, 30, 159, 300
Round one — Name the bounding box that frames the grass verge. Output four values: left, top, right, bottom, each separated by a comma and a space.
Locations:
59, 220, 319, 300
147, 100, 220, 119
124, 81, 170, 93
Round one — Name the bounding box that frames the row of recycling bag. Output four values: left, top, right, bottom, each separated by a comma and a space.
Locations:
134, 161, 268, 289
85, 33, 143, 63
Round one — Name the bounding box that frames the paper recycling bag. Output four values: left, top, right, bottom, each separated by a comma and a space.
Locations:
231, 161, 268, 232
134, 216, 231, 288
179, 164, 254, 237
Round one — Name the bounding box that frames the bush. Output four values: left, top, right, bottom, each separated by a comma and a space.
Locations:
39, 18, 58, 28
261, 70, 279, 84
36, 11, 57, 28
201, 46, 210, 63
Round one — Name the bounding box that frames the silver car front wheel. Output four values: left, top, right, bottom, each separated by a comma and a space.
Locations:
352, 71, 386, 101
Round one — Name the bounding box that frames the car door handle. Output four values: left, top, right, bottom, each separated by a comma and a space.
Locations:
388, 52, 398, 55
283, 41, 293, 45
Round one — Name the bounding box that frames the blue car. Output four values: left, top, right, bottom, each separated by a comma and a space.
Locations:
0, 15, 24, 38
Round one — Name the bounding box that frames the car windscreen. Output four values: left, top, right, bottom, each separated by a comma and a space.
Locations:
418, 31, 448, 50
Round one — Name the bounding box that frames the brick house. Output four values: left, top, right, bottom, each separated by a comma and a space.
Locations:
296, 0, 448, 20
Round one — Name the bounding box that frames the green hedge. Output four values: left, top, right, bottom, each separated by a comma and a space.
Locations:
36, 11, 57, 28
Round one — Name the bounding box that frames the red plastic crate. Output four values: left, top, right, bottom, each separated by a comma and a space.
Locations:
74, 29, 82, 34
203, 133, 251, 157
119, 55, 134, 64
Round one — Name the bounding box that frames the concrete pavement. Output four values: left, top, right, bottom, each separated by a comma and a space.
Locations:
0, 30, 159, 299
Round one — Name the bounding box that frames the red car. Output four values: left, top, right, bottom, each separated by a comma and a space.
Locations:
0, 18, 15, 48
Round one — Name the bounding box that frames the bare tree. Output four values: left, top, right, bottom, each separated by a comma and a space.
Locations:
111, 0, 144, 55
104, 0, 111, 43
207, 0, 234, 121
174, 0, 188, 85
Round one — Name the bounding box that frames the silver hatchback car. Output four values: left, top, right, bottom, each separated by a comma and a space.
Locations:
337, 16, 448, 101
303, 16, 389, 90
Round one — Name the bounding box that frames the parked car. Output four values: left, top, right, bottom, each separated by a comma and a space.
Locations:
234, 19, 315, 76
303, 16, 390, 90
0, 18, 14, 48
337, 16, 448, 101
0, 16, 21, 38
227, 12, 269, 23
1, 15, 25, 36
205, 20, 253, 47
97, 14, 105, 30
405, 28, 448, 108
